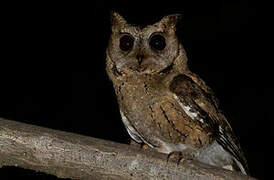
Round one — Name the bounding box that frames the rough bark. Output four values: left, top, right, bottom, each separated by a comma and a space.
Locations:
0, 118, 256, 180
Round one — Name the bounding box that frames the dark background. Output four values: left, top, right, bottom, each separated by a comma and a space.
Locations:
0, 1, 269, 179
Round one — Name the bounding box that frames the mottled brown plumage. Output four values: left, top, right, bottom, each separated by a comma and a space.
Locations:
106, 12, 249, 174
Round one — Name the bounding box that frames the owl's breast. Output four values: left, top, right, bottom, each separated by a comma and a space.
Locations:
115, 80, 212, 153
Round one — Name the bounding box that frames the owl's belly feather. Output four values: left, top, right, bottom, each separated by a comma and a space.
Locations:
116, 82, 211, 154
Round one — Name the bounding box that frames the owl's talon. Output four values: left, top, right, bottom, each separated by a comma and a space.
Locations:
130, 140, 149, 150
129, 139, 140, 147
167, 151, 184, 166
167, 150, 196, 166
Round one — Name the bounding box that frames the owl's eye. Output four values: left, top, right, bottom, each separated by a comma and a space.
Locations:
119, 35, 134, 51
149, 34, 166, 51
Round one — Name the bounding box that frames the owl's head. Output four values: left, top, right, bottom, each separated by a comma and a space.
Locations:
107, 12, 188, 77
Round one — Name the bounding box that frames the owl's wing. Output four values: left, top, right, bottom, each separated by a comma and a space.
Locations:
169, 74, 249, 174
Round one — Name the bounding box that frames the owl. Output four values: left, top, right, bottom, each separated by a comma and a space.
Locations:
106, 12, 249, 175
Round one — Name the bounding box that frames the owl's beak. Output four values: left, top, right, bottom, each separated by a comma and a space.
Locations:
136, 54, 144, 65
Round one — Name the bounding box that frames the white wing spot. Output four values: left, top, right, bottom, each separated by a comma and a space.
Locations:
173, 94, 204, 123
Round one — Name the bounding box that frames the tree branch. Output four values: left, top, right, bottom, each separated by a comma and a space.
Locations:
0, 118, 255, 180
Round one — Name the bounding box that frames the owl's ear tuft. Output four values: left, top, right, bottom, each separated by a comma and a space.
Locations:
111, 11, 127, 30
159, 14, 183, 29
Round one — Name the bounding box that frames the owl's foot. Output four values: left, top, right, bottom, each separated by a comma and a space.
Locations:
167, 151, 184, 166
129, 139, 140, 147
167, 150, 195, 166
130, 139, 149, 150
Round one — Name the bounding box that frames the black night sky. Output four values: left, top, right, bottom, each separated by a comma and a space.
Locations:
0, 1, 269, 179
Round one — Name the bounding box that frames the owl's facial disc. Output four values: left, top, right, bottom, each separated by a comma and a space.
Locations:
108, 13, 182, 76
115, 33, 172, 74
110, 31, 178, 75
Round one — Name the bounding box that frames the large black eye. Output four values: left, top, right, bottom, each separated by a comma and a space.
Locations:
119, 35, 134, 51
149, 34, 166, 51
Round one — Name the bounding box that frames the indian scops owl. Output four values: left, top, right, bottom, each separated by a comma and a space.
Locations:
106, 12, 249, 174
